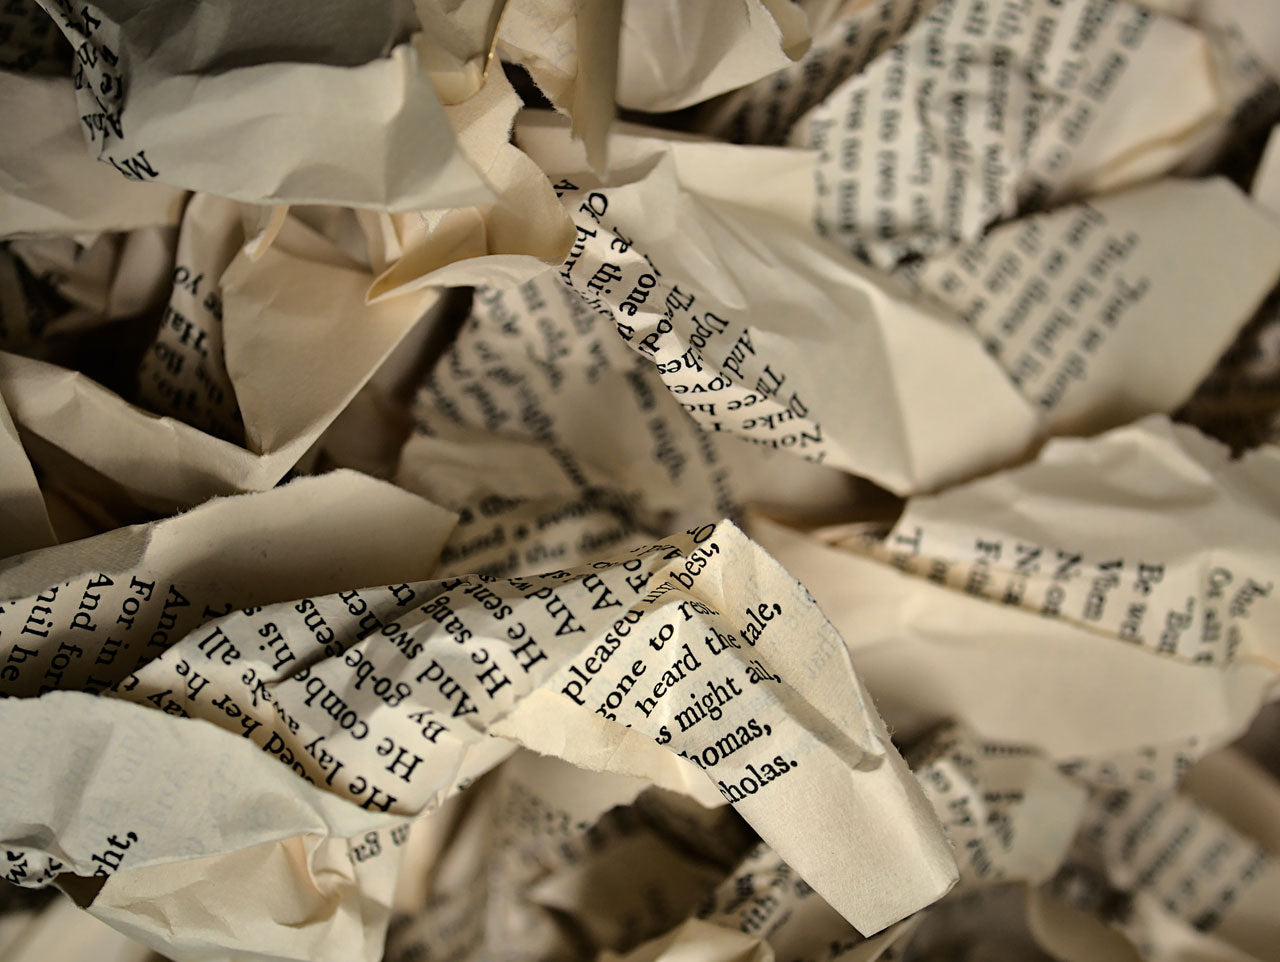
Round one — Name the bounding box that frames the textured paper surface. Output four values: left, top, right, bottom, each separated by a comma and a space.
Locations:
2, 2, 1280, 961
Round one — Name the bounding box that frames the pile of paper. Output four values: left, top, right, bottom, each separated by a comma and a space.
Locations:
1, 1, 1279, 960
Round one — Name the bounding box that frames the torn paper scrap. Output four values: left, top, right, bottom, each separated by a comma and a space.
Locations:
0, 891, 153, 962
516, 117, 1040, 495
791, 0, 1222, 265
1051, 778, 1280, 961
599, 842, 920, 962
34, 0, 495, 210
0, 691, 410, 889
0, 389, 55, 558
905, 178, 1280, 438
616, 0, 810, 113
749, 420, 1280, 760
0, 71, 185, 237
496, 0, 622, 172
910, 724, 1087, 888
0, 212, 441, 515
881, 417, 1280, 671
365, 66, 575, 302
0, 469, 456, 698
701, 0, 931, 147
1, 227, 175, 356
88, 832, 399, 962
14, 520, 958, 935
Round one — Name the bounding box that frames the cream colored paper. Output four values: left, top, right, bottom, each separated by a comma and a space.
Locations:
394, 266, 741, 580
365, 66, 575, 302
910, 724, 1087, 888
0, 894, 155, 962
906, 178, 1280, 437
33, 0, 496, 211
5, 519, 956, 936
0, 471, 455, 957
411, 0, 507, 104
1255, 125, 1280, 216
497, 0, 622, 171
0, 212, 441, 515
1, 227, 174, 354
882, 417, 1280, 672
0, 389, 55, 558
1059, 779, 1280, 961
1, 3, 1278, 959
601, 843, 920, 962
89, 832, 403, 962
616, 0, 810, 113
515, 117, 1040, 496
0, 470, 455, 698
750, 418, 1280, 761
1176, 126, 1280, 452
702, 0, 931, 146
0, 691, 409, 890
606, 720, 1093, 962
1209, 0, 1280, 81
792, 0, 1222, 265
0, 71, 186, 238
134, 194, 248, 442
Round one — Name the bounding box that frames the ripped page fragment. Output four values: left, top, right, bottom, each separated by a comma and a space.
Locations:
1175, 122, 1280, 452
516, 117, 1039, 495
881, 417, 1280, 670
365, 65, 575, 302
397, 268, 740, 572
702, 0, 933, 147
32, 0, 496, 210
0, 227, 175, 358
616, 0, 810, 113
791, 0, 1223, 265
0, 388, 55, 558
1050, 778, 1280, 961
0, 890, 153, 962
0, 691, 410, 892
411, 0, 506, 105
601, 842, 920, 962
905, 178, 1280, 437
88, 831, 400, 962
749, 419, 1280, 761
910, 724, 1087, 888
0, 469, 455, 698
497, 0, 622, 171
0, 211, 441, 516
0, 71, 186, 238
63, 520, 959, 935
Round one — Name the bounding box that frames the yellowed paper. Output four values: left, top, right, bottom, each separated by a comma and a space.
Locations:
703, 0, 931, 146
33, 0, 496, 210
792, 0, 1221, 265
616, 0, 810, 114
497, 0, 622, 172
751, 418, 1280, 761
0, 212, 441, 515
3, 519, 956, 937
0, 894, 154, 962
910, 724, 1087, 888
3, 4, 1279, 960
516, 117, 1039, 495
0, 389, 55, 558
366, 67, 575, 302
601, 843, 920, 962
0, 72, 185, 238
906, 178, 1280, 437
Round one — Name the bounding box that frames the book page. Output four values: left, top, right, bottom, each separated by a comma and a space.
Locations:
2, 3, 1280, 960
